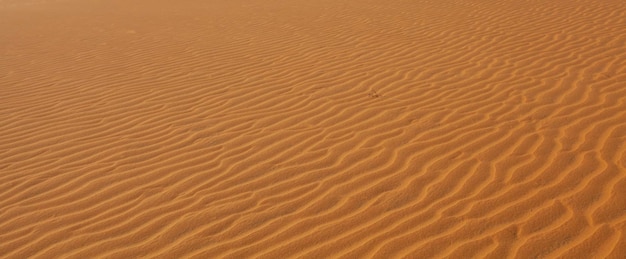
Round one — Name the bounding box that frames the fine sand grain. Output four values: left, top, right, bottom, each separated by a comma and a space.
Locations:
1, 0, 626, 258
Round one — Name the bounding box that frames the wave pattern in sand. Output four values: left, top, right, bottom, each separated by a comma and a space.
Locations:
1, 0, 626, 258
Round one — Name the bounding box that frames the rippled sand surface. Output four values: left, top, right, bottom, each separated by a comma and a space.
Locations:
1, 0, 626, 257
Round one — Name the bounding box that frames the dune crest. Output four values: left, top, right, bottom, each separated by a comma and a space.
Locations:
1, 0, 625, 258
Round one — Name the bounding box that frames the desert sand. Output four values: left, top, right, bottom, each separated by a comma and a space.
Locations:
1, 0, 625, 258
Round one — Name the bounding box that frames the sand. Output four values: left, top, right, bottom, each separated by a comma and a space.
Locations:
1, 0, 625, 258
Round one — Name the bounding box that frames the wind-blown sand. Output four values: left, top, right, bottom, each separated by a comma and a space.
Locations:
1, 0, 626, 257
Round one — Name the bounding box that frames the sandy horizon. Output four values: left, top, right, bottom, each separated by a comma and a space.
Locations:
1, 0, 625, 258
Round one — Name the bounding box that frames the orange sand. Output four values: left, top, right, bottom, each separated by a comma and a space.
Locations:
1, 0, 626, 258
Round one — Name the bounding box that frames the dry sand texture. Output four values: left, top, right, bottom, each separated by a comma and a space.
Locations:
1, 0, 626, 258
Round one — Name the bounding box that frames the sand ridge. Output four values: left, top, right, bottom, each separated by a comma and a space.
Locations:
1, 0, 626, 258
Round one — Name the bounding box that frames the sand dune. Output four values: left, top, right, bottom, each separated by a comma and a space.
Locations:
1, 0, 626, 257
